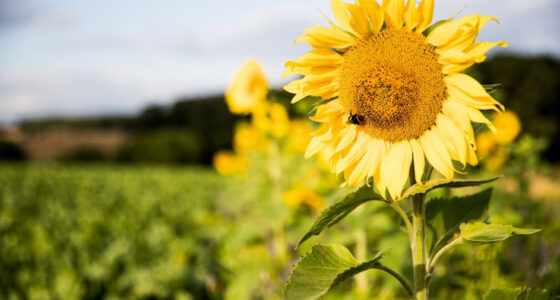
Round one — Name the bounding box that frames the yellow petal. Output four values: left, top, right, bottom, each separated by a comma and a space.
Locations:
445, 73, 504, 111
294, 26, 355, 50
336, 130, 369, 173
283, 79, 306, 103
310, 99, 344, 122
346, 2, 371, 37
420, 130, 454, 179
305, 135, 329, 158
465, 105, 497, 133
427, 14, 498, 49
382, 0, 405, 28
410, 139, 425, 184
404, 0, 419, 30
416, 0, 434, 32
331, 0, 354, 34
347, 136, 375, 187
335, 124, 357, 153
464, 41, 508, 58
442, 100, 474, 140
357, 0, 384, 32
436, 114, 468, 166
366, 138, 386, 179
381, 141, 412, 199
286, 49, 343, 68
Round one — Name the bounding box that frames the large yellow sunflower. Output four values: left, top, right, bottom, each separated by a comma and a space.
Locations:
284, 0, 507, 199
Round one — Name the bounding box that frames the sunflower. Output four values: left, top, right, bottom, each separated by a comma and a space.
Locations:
283, 0, 507, 199
226, 60, 268, 115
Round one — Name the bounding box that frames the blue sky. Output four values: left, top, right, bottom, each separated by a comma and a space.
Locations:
1, 0, 559, 123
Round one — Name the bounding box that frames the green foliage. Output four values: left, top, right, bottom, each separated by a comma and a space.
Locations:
402, 177, 499, 199
0, 164, 229, 299
484, 288, 551, 300
459, 222, 540, 244
297, 185, 384, 247
284, 245, 387, 300
118, 128, 202, 164
426, 188, 492, 253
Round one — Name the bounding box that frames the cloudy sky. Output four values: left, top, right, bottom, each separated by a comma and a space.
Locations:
1, 0, 559, 123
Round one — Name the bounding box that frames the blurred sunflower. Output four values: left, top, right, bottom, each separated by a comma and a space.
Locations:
213, 151, 249, 176
493, 110, 521, 144
284, 0, 507, 199
226, 60, 267, 115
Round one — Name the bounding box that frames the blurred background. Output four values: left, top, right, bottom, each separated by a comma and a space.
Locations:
0, 0, 559, 299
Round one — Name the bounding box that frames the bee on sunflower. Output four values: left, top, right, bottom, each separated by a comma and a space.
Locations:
284, 0, 507, 200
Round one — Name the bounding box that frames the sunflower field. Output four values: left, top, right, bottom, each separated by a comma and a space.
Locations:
2, 0, 560, 299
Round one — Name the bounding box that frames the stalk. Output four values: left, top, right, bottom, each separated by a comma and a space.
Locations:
412, 193, 428, 300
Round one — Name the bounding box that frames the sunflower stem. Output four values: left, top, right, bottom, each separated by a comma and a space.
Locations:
412, 192, 428, 300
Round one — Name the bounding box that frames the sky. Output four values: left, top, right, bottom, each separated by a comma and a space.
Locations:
1, 0, 559, 123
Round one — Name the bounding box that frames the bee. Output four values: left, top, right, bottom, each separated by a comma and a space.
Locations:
347, 111, 365, 125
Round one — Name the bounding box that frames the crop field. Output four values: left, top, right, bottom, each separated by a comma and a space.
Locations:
1, 163, 558, 300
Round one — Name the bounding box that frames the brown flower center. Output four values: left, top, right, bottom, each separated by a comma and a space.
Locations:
339, 28, 448, 142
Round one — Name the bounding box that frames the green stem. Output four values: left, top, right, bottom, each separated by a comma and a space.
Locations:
388, 200, 413, 245
373, 263, 414, 298
428, 237, 463, 272
412, 193, 428, 300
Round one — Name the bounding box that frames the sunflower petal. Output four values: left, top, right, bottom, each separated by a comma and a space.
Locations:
357, 0, 384, 32
404, 0, 419, 30
381, 141, 412, 199
382, 0, 405, 28
331, 0, 354, 34
416, 0, 434, 32
346, 2, 371, 37
427, 14, 498, 49
294, 26, 355, 50
410, 139, 425, 184
420, 130, 454, 179
445, 73, 504, 111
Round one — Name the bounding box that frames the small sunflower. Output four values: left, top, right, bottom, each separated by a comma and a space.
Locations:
284, 0, 507, 199
226, 60, 268, 115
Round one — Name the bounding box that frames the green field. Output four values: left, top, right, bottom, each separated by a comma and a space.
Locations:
0, 163, 232, 300
1, 163, 558, 300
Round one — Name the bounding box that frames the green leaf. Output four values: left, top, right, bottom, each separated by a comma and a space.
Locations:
484, 287, 551, 300
284, 244, 388, 300
401, 177, 499, 199
426, 188, 492, 253
483, 83, 502, 95
297, 185, 383, 247
460, 222, 540, 244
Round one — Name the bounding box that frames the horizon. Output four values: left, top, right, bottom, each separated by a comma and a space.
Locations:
1, 0, 559, 124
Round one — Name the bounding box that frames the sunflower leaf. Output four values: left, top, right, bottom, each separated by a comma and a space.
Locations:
459, 222, 540, 244
297, 185, 384, 247
483, 287, 551, 300
426, 188, 492, 254
284, 244, 389, 300
401, 177, 499, 199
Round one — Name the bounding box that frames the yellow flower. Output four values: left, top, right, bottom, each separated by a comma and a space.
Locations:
233, 124, 262, 154
225, 60, 268, 115
283, 189, 324, 212
484, 147, 508, 172
476, 131, 497, 158
493, 110, 521, 144
284, 0, 507, 199
269, 103, 290, 138
289, 119, 312, 153
213, 151, 248, 176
